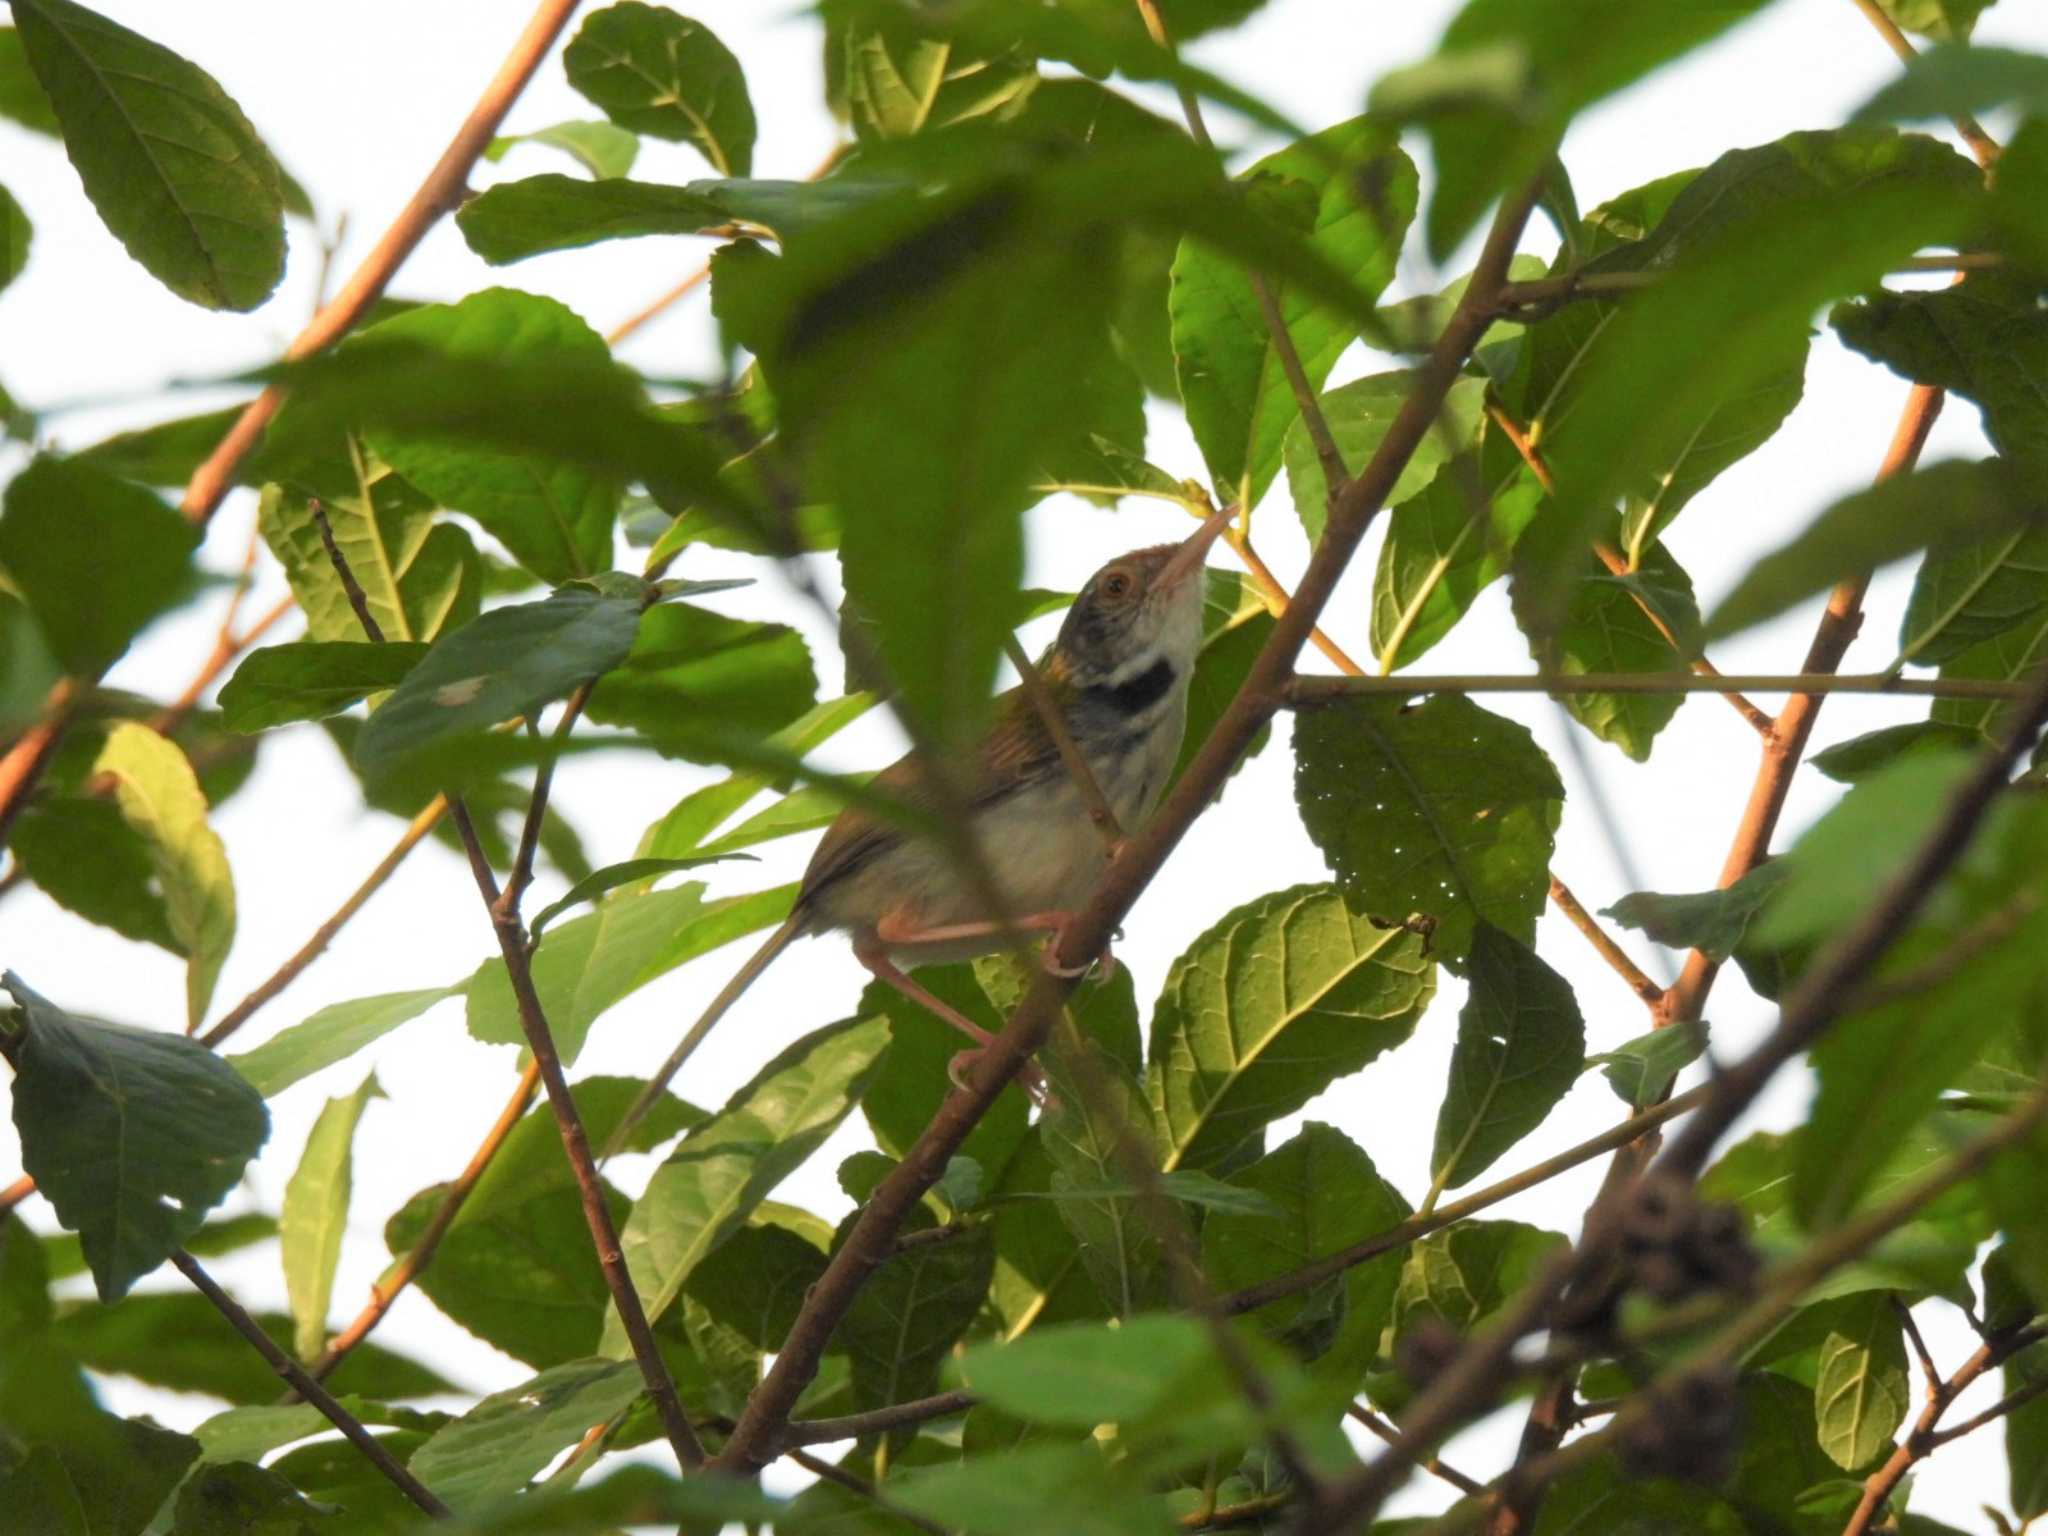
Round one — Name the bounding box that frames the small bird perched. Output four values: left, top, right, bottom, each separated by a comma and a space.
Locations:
614, 505, 1232, 1142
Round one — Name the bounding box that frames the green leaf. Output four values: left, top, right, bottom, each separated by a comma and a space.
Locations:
1602, 863, 1791, 963
93, 723, 235, 1028
1524, 1452, 1750, 1535
0, 1448, 87, 1536
1039, 1042, 1170, 1317
1382, 1221, 1566, 1411
10, 797, 179, 951
829, 0, 1037, 140
860, 967, 1030, 1182
10, 0, 284, 309
1722, 1372, 1846, 1523
456, 174, 726, 264
583, 600, 818, 757
0, 27, 60, 134
409, 1358, 646, 1513
281, 1072, 380, 1363
564, 3, 755, 174
2006, 1342, 2048, 1517
0, 181, 28, 293
171, 1459, 329, 1535
608, 1014, 890, 1347
0, 454, 199, 674
467, 881, 790, 1065
5, 973, 267, 1301
835, 1218, 994, 1414
954, 1314, 1212, 1425
1378, 0, 1777, 258
484, 119, 640, 180
640, 691, 875, 855
1859, 42, 2048, 126
1284, 372, 1486, 547
217, 641, 429, 732
1429, 925, 1585, 1195
73, 406, 253, 490
1517, 130, 1982, 623
2, 1212, 52, 1336
256, 462, 480, 646
987, 1136, 1107, 1337
528, 855, 746, 940
1293, 693, 1564, 969
1167, 569, 1278, 795
1811, 721, 1983, 783
1586, 1023, 1705, 1111
360, 292, 623, 582
1200, 1122, 1408, 1346
1169, 117, 1416, 509
26, 1415, 196, 1536
1708, 459, 2043, 641
1811, 1289, 1910, 1471
228, 987, 457, 1098
1369, 421, 1545, 673
1146, 884, 1437, 1172
352, 586, 640, 787
1873, 0, 1997, 41
891, 1443, 1173, 1536
1899, 523, 2048, 670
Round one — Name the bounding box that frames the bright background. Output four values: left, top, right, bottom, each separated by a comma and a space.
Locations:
4, 0, 2045, 1522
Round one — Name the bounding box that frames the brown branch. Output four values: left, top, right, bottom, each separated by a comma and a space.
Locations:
154, 593, 296, 740
202, 795, 450, 1047
1548, 875, 1662, 1008
779, 1389, 980, 1450
171, 1250, 451, 1518
708, 175, 1552, 1481
178, 0, 588, 525
1845, 0, 2002, 170
497, 683, 592, 920
304, 1059, 542, 1384
1003, 634, 1123, 852
1345, 1402, 1482, 1496
0, 679, 81, 850
311, 500, 386, 644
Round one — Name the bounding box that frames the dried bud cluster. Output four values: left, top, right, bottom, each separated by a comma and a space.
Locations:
1618, 1171, 1758, 1305
1617, 1367, 1741, 1484
1393, 1318, 1463, 1388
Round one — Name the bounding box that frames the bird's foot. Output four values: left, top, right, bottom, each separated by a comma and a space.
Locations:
1040, 918, 1116, 981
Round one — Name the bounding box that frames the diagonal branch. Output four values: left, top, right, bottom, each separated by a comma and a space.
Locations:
1548, 875, 1662, 1009
708, 176, 1551, 1478
1845, 0, 2001, 170
179, 0, 589, 525
172, 1250, 451, 1519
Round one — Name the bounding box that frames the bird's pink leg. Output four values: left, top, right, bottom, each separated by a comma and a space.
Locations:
871, 910, 1116, 980
854, 932, 1053, 1103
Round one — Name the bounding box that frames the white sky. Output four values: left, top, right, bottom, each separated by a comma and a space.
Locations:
5, 0, 2047, 1524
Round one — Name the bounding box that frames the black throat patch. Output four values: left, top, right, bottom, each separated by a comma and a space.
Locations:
1088, 657, 1176, 717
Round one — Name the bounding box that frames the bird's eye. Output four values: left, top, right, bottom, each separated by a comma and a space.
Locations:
1101, 571, 1134, 601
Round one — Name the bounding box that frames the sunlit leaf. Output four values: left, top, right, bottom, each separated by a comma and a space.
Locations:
564, 2, 756, 174
485, 119, 640, 180
409, 1358, 646, 1513
281, 1072, 380, 1362
218, 641, 429, 732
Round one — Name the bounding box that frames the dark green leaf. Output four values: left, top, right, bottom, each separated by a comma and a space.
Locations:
583, 600, 818, 757
1722, 1372, 1844, 1523
1377, 0, 1777, 257
1284, 372, 1485, 547
1168, 569, 1277, 794
68, 405, 250, 487
860, 966, 1030, 1181
2, 1212, 52, 1338
11, 0, 284, 308
256, 466, 480, 646
1038, 1041, 1170, 1317
1294, 693, 1564, 969
468, 880, 790, 1064
891, 1443, 1173, 1536
1523, 1452, 1750, 1534
609, 1015, 890, 1347
1602, 862, 1791, 963
352, 586, 640, 786
1708, 459, 2044, 640
484, 119, 640, 179
1169, 117, 1415, 509
953, 1314, 1212, 1425
410, 1358, 646, 1513
2007, 1341, 2048, 1517
171, 1459, 328, 1535
528, 855, 747, 940
361, 292, 623, 582
228, 986, 457, 1098
1429, 925, 1585, 1194
43, 1415, 196, 1536
835, 1218, 994, 1413
564, 3, 755, 174
456, 174, 727, 264
1200, 1122, 1408, 1346
829, 0, 1037, 140
1587, 1023, 1706, 1111
0, 181, 28, 292
1858, 42, 2048, 126
9, 797, 178, 951
1900, 523, 2048, 670
218, 641, 429, 732
0, 1448, 87, 1536
1381, 1220, 1566, 1414
1369, 421, 1545, 673
987, 1135, 1109, 1336
6, 973, 267, 1301
281, 1073, 380, 1363
0, 454, 199, 674
1811, 720, 1982, 783
1146, 884, 1437, 1172
0, 27, 60, 134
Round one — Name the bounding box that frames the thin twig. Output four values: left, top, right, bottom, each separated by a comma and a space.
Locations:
1548, 875, 1662, 1009
706, 173, 1550, 1481
606, 263, 713, 347
1283, 670, 2035, 703
1345, 1403, 1482, 1496
304, 1059, 542, 1384
1494, 252, 2001, 316
1224, 529, 1369, 677
153, 593, 297, 740
179, 0, 589, 525
498, 682, 592, 919
779, 1390, 979, 1451
310, 500, 386, 644
202, 795, 451, 1047
1003, 634, 1124, 852
171, 1250, 451, 1518
0, 679, 80, 850
1845, 0, 2002, 169
1895, 1295, 1941, 1399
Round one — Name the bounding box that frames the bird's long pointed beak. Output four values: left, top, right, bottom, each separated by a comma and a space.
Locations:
1159, 504, 1233, 592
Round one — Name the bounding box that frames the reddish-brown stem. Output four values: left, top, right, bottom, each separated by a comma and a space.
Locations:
178, 0, 588, 525
171, 1250, 451, 1518
606, 263, 713, 347
709, 178, 1549, 1478
155, 594, 297, 739
496, 684, 591, 920
1548, 875, 1661, 1008
304, 1059, 542, 1384
0, 679, 80, 851
1344, 1402, 1482, 1496
1225, 529, 1368, 677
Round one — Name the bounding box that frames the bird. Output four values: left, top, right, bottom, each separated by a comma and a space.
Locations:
610, 504, 1232, 1148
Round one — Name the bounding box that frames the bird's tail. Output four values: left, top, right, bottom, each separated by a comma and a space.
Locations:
602, 913, 803, 1161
